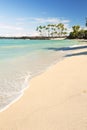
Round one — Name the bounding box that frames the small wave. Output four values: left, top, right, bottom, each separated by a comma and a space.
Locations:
0, 71, 31, 112
69, 44, 82, 48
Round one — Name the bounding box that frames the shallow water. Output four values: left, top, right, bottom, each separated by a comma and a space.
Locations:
0, 39, 79, 111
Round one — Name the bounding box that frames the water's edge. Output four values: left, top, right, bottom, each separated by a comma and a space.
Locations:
0, 39, 80, 113
0, 56, 66, 113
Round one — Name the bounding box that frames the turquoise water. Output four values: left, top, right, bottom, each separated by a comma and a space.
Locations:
0, 39, 79, 111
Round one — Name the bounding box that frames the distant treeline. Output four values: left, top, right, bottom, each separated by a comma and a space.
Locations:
0, 36, 30, 40
36, 23, 87, 39
0, 24, 87, 40
0, 36, 67, 40
68, 25, 87, 39
36, 23, 67, 37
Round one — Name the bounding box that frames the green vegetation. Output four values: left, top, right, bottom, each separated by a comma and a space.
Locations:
36, 19, 87, 39
36, 23, 67, 37
68, 25, 87, 39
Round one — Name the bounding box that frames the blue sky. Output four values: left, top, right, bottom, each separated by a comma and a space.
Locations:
0, 0, 87, 36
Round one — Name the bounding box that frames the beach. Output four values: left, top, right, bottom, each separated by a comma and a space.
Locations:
0, 43, 87, 130
0, 39, 79, 111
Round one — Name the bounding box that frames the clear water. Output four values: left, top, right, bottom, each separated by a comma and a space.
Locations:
0, 39, 79, 111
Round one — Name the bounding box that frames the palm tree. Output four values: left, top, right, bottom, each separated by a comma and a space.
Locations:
36, 23, 67, 37
42, 26, 46, 36
72, 25, 80, 32
84, 30, 87, 38
69, 25, 80, 39
47, 24, 52, 37
45, 26, 49, 37
78, 29, 85, 38
56, 23, 65, 37
51, 24, 56, 37
36, 25, 44, 36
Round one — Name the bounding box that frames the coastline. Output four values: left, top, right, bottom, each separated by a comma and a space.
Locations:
0, 36, 67, 40
0, 38, 78, 112
0, 43, 87, 129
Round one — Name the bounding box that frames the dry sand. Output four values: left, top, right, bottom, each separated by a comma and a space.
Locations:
0, 45, 87, 130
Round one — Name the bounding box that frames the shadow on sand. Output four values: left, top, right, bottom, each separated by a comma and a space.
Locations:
44, 45, 87, 51
65, 51, 87, 57
44, 45, 87, 57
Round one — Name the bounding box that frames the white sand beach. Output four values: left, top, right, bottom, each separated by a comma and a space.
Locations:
0, 44, 87, 130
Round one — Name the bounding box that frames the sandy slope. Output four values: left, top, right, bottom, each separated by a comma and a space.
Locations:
0, 46, 87, 130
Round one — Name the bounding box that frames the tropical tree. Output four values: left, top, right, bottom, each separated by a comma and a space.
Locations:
69, 25, 80, 38
36, 26, 43, 36
78, 29, 85, 39
72, 25, 80, 32
36, 23, 67, 37
84, 30, 87, 38
56, 23, 67, 37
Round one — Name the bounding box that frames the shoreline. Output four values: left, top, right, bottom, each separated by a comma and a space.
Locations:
0, 42, 86, 112
0, 51, 65, 113
0, 38, 81, 113
0, 43, 87, 129
0, 36, 67, 40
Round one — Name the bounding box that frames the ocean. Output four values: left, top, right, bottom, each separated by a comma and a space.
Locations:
0, 39, 79, 112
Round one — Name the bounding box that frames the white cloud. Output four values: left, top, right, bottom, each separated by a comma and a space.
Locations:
16, 17, 27, 21
0, 17, 71, 36
62, 20, 70, 23
31, 17, 71, 35
0, 23, 23, 30
34, 17, 59, 23
16, 17, 70, 25
16, 22, 25, 25
16, 17, 70, 24
29, 17, 70, 24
